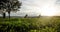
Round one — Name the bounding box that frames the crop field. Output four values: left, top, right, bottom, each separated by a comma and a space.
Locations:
0, 16, 60, 32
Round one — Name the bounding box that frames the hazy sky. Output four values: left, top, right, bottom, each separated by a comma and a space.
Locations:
1, 0, 60, 16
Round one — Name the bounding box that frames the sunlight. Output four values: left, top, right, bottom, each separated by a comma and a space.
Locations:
41, 5, 56, 16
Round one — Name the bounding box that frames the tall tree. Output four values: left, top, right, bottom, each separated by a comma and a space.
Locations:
0, 0, 8, 18
0, 0, 21, 18
7, 0, 21, 19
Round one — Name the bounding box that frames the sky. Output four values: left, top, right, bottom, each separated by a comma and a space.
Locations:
0, 0, 60, 16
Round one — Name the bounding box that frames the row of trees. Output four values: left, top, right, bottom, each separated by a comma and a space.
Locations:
0, 0, 21, 18
24, 14, 41, 18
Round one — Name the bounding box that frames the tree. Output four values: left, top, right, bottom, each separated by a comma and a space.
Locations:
7, 0, 21, 19
0, 0, 8, 18
24, 14, 28, 18
38, 15, 41, 18
0, 0, 21, 18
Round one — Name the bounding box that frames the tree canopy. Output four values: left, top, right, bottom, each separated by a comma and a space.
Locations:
0, 0, 21, 12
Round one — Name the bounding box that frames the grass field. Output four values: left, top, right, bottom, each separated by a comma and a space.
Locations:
0, 16, 60, 32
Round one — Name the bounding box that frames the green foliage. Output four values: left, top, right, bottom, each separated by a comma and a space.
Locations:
0, 17, 60, 32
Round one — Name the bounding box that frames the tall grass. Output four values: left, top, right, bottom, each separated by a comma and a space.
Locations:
0, 17, 60, 32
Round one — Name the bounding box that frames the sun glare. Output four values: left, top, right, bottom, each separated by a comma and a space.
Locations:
41, 10, 56, 16
41, 5, 56, 16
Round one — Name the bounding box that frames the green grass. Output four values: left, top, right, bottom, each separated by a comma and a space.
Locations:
0, 17, 60, 32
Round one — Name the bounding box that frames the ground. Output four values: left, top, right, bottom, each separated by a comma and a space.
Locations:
0, 16, 60, 32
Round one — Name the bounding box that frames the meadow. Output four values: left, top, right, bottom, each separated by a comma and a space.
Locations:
0, 16, 60, 32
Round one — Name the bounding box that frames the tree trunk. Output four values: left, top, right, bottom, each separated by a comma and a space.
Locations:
3, 13, 6, 18
8, 11, 10, 19
9, 13, 10, 19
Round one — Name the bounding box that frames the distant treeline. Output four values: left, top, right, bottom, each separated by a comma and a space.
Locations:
0, 14, 41, 18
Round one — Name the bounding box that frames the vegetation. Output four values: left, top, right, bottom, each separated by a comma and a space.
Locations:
0, 0, 21, 18
0, 16, 60, 32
